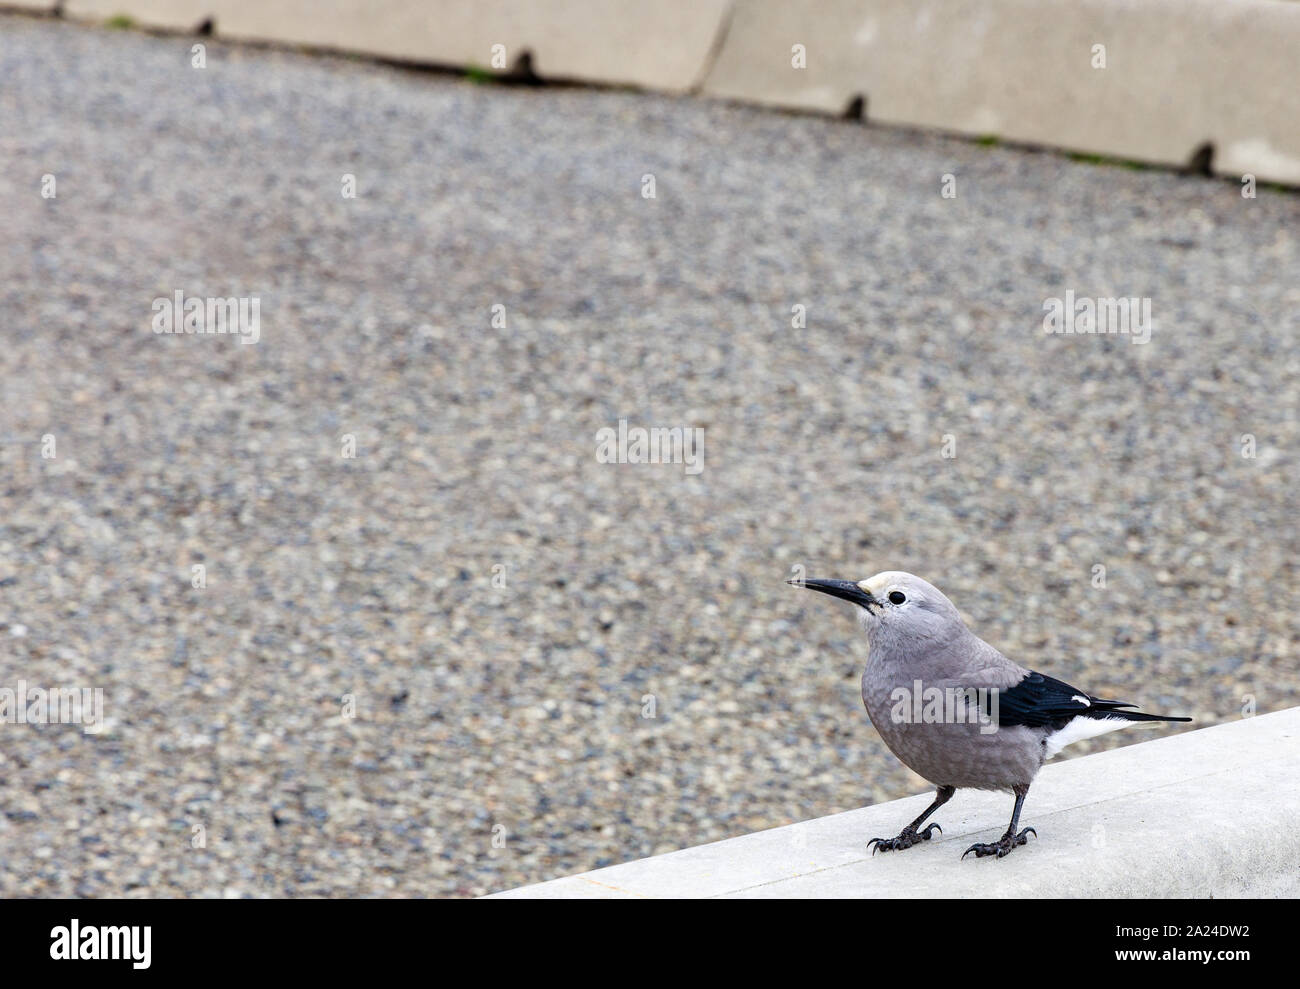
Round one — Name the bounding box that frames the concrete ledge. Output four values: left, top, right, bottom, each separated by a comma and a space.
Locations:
62, 0, 210, 30
50, 0, 1300, 185
61, 1, 732, 91
703, 0, 1300, 185
489, 707, 1300, 897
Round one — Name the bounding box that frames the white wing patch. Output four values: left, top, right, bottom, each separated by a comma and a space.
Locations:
1043, 715, 1129, 758
1071, 695, 1090, 706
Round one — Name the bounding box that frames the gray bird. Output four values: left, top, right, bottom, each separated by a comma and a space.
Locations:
792, 571, 1191, 859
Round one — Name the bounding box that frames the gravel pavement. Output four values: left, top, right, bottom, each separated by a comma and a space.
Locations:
1, 15, 1297, 897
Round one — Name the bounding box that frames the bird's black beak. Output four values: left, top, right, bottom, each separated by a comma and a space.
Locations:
788, 577, 880, 612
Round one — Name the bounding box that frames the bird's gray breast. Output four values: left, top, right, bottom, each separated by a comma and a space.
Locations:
860, 645, 1045, 790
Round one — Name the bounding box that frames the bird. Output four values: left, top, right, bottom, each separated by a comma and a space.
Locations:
790, 571, 1191, 859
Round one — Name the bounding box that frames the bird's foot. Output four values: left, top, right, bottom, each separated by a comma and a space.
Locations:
868, 822, 942, 855
961, 826, 1036, 860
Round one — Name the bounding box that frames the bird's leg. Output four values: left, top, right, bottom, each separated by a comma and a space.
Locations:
962, 783, 1037, 859
868, 785, 955, 854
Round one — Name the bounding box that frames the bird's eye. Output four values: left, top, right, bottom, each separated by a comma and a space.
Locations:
888, 591, 906, 605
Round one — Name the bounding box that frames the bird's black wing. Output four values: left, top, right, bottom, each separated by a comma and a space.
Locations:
987, 671, 1139, 731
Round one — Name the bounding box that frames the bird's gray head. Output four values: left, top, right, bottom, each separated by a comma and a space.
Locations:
791, 571, 969, 649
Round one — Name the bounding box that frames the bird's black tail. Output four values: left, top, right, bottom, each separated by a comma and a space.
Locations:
1095, 709, 1191, 724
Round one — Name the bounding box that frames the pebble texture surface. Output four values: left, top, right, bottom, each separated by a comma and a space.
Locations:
0, 16, 1296, 897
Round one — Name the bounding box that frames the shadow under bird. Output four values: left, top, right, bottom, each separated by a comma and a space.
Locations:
791, 571, 1191, 859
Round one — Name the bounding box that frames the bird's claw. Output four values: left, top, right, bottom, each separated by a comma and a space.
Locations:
868, 822, 942, 855
961, 826, 1036, 860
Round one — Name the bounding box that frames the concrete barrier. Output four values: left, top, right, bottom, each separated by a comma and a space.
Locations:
62, 1, 732, 91
489, 707, 1300, 897
702, 0, 1300, 184
52, 1, 1300, 184
62, 0, 209, 29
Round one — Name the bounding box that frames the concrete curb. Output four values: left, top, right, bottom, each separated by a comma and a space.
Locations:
488, 707, 1300, 897
43, 0, 1300, 186
702, 0, 1300, 185
60, 1, 733, 92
